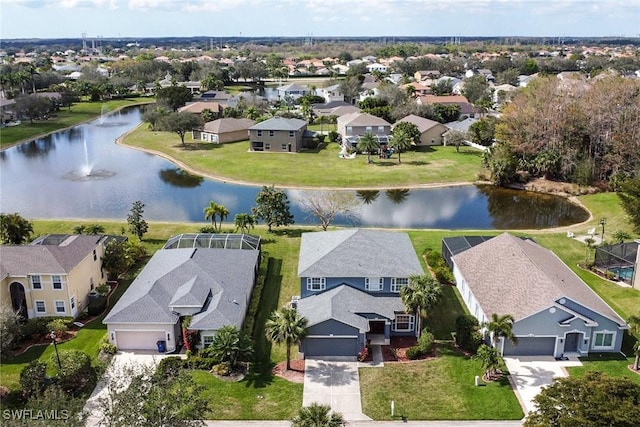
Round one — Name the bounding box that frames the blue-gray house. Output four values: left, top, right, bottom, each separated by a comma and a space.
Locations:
451, 233, 628, 357
296, 229, 424, 358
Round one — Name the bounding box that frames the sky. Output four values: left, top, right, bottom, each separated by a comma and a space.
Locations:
1, 0, 639, 40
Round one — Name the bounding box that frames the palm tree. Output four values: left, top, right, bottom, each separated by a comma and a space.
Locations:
204, 325, 253, 370
474, 344, 501, 379
234, 213, 256, 234
355, 190, 380, 205
628, 315, 640, 371
265, 307, 308, 371
390, 128, 413, 164
385, 189, 410, 205
291, 403, 344, 427
356, 132, 380, 164
484, 313, 518, 350
203, 201, 220, 229
400, 275, 442, 337
215, 204, 230, 232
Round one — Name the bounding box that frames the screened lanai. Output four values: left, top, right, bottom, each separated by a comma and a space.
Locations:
162, 233, 261, 251
594, 241, 638, 285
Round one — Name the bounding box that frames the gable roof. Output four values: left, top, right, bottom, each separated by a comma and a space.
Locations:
337, 112, 391, 127
277, 83, 309, 92
202, 118, 256, 134
452, 233, 626, 326
179, 102, 222, 114
249, 117, 307, 131
394, 114, 445, 133
104, 246, 259, 330
297, 285, 404, 332
298, 229, 423, 278
444, 118, 478, 133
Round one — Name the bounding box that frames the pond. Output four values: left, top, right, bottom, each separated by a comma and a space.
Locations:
0, 106, 589, 229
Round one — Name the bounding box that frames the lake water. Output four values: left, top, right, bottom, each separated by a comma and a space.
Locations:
0, 106, 589, 229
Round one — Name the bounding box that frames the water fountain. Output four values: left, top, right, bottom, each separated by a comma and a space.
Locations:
63, 138, 115, 182
99, 104, 107, 125
81, 138, 92, 176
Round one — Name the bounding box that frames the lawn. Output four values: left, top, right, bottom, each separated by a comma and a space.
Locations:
567, 353, 640, 385
0, 97, 152, 148
121, 125, 485, 188
359, 342, 524, 420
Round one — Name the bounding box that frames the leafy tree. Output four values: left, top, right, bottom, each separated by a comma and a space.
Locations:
73, 223, 105, 234
14, 94, 52, 123
628, 315, 640, 371
392, 121, 420, 145
252, 186, 294, 232
127, 200, 148, 240
52, 350, 97, 396
612, 230, 632, 243
202, 325, 253, 370
482, 142, 517, 186
462, 74, 490, 105
20, 361, 47, 398
390, 127, 413, 164
496, 68, 520, 86
0, 212, 34, 244
356, 132, 380, 164
5, 385, 88, 427
431, 79, 453, 96
455, 314, 482, 353
474, 344, 501, 379
297, 191, 362, 231
401, 275, 442, 336
291, 402, 344, 427
431, 103, 460, 123
233, 213, 256, 234
469, 116, 497, 146
102, 240, 133, 280
339, 75, 363, 104
446, 129, 467, 152
0, 304, 23, 352
618, 178, 640, 234
142, 105, 169, 130
525, 372, 640, 427
158, 112, 203, 146
156, 85, 193, 111
265, 306, 308, 371
484, 313, 518, 348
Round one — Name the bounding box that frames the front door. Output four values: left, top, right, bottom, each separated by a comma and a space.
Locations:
9, 282, 28, 319
369, 320, 385, 334
288, 143, 292, 152
565, 332, 580, 352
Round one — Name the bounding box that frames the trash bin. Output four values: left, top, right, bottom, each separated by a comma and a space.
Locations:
156, 340, 166, 353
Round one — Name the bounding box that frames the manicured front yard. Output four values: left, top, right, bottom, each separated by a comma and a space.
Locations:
359, 342, 524, 420
567, 353, 640, 385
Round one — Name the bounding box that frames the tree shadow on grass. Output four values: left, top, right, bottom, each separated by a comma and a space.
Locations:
175, 142, 223, 151
271, 228, 305, 238
403, 160, 429, 166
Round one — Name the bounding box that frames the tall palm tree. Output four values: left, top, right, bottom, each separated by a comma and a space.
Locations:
291, 402, 344, 427
400, 275, 442, 337
203, 201, 220, 229
265, 307, 308, 371
484, 313, 518, 350
215, 204, 230, 232
628, 315, 640, 371
390, 128, 412, 164
234, 213, 256, 234
356, 132, 380, 164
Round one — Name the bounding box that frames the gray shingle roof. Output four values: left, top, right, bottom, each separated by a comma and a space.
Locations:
452, 233, 626, 326
337, 112, 390, 127
298, 229, 423, 278
249, 117, 307, 131
104, 247, 259, 331
202, 118, 255, 134
297, 285, 404, 332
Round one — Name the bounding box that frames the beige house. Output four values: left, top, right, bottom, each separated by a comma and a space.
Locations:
249, 117, 308, 153
1, 234, 109, 319
336, 112, 391, 146
393, 114, 448, 146
178, 101, 223, 118
193, 118, 255, 144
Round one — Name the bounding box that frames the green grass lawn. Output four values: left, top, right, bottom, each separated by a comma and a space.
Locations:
567, 353, 640, 385
359, 342, 524, 420
121, 125, 485, 188
0, 97, 152, 148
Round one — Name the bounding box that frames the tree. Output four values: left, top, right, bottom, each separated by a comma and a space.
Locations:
156, 85, 192, 111
0, 212, 34, 244
102, 240, 133, 280
52, 350, 97, 396
73, 223, 105, 234
14, 94, 52, 123
474, 344, 501, 379
462, 74, 490, 104
431, 79, 454, 96
291, 402, 344, 427
392, 121, 420, 145
0, 304, 23, 352
233, 213, 256, 234
127, 200, 148, 240
628, 315, 640, 371
469, 116, 497, 146
265, 306, 308, 371
297, 191, 362, 231
356, 132, 380, 164
482, 142, 517, 186
612, 230, 632, 243
202, 325, 253, 370
446, 129, 467, 152
158, 112, 203, 146
20, 361, 47, 398
390, 127, 413, 164
455, 314, 482, 353
339, 75, 363, 104
252, 186, 294, 232
525, 372, 640, 427
5, 385, 88, 427
400, 275, 442, 336
484, 313, 518, 349
203, 201, 228, 232
618, 178, 640, 234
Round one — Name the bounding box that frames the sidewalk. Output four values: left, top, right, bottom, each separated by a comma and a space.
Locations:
204, 421, 524, 426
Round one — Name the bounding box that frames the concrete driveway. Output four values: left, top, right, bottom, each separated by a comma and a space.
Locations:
503, 356, 582, 414
303, 358, 371, 421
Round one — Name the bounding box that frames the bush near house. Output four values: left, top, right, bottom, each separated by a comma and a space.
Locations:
424, 248, 455, 284
455, 314, 482, 354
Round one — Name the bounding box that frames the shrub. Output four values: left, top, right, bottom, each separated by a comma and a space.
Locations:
0, 304, 23, 351
99, 340, 117, 355
433, 265, 454, 284
199, 225, 217, 233
155, 357, 184, 379
20, 361, 47, 397
406, 346, 424, 360
357, 346, 369, 362
184, 356, 216, 370
47, 318, 69, 338
95, 284, 110, 296
212, 361, 232, 376
53, 350, 97, 396
22, 316, 73, 339
455, 314, 482, 353
327, 130, 339, 142
418, 330, 435, 353
0, 385, 8, 400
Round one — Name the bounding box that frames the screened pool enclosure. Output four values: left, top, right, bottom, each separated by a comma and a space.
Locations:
594, 241, 638, 285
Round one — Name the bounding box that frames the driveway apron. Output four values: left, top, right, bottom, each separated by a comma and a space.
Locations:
303, 358, 371, 421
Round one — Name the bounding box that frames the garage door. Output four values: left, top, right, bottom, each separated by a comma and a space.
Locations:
115, 330, 167, 351
304, 337, 359, 358
503, 337, 556, 356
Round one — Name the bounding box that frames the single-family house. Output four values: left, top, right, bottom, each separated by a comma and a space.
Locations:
414, 70, 441, 82
442, 117, 478, 146
1, 234, 111, 320
248, 117, 309, 152
400, 82, 431, 97
103, 234, 261, 352
277, 83, 310, 100
296, 229, 424, 358
336, 112, 391, 147
366, 63, 387, 73
192, 118, 255, 144
394, 115, 448, 146
417, 95, 476, 118
312, 101, 361, 118
316, 84, 344, 103
449, 233, 628, 357
178, 101, 224, 118
492, 84, 518, 104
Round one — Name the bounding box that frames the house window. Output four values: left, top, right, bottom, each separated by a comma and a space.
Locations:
391, 277, 409, 293
265, 143, 271, 150
366, 126, 372, 133
593, 331, 615, 349
365, 277, 383, 291
289, 131, 295, 137
393, 314, 415, 332
203, 336, 214, 347
55, 301, 66, 314
70, 296, 76, 310
257, 130, 262, 137
52, 275, 62, 290
282, 144, 287, 150
346, 126, 353, 134
31, 275, 42, 290
377, 126, 385, 133
35, 301, 46, 313
306, 277, 326, 292
93, 249, 97, 261
269, 130, 274, 137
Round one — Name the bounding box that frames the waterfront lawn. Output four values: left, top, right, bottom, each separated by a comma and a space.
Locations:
122, 126, 485, 187
359, 342, 524, 420
0, 98, 151, 148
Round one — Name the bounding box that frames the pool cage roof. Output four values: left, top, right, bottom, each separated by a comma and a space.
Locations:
162, 233, 261, 251
594, 241, 638, 268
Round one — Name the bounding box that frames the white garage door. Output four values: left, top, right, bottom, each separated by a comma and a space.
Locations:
115, 330, 167, 351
